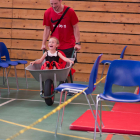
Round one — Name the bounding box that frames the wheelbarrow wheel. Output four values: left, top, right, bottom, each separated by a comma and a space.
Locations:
44, 79, 54, 106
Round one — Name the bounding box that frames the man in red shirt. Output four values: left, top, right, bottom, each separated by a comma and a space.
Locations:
42, 0, 81, 58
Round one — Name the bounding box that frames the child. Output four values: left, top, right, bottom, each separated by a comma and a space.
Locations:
30, 37, 74, 70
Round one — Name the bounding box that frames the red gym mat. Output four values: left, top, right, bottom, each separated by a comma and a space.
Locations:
112, 102, 140, 113
70, 109, 140, 135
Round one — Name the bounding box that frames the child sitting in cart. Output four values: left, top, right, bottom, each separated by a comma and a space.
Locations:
30, 37, 74, 70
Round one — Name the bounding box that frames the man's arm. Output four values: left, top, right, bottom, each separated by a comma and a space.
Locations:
41, 26, 51, 50
73, 23, 81, 51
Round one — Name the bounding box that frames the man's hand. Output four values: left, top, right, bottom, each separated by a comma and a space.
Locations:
74, 44, 81, 51
41, 44, 46, 50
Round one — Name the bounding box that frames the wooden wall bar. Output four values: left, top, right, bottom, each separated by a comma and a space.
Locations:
0, 0, 140, 82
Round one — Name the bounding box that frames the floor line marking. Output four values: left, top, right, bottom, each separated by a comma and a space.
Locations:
0, 87, 40, 91
0, 97, 44, 102
102, 101, 111, 111
0, 119, 92, 140
0, 97, 114, 107
123, 135, 130, 140
0, 87, 99, 96
0, 99, 15, 107
105, 134, 113, 140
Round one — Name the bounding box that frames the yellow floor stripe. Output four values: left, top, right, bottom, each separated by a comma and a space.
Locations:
0, 118, 92, 140
123, 135, 130, 140
1, 87, 40, 91
101, 101, 110, 111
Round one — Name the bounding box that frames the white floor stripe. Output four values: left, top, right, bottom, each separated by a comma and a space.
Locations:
0, 97, 114, 107
0, 99, 15, 107
0, 97, 44, 102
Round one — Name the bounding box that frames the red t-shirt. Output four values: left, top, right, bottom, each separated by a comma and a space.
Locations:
43, 5, 79, 50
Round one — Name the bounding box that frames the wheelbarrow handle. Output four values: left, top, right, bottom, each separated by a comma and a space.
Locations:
43, 49, 47, 54
71, 48, 77, 58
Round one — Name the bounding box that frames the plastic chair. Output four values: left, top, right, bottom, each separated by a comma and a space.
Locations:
100, 46, 127, 80
54, 54, 103, 135
0, 42, 28, 90
0, 55, 10, 94
94, 59, 140, 140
